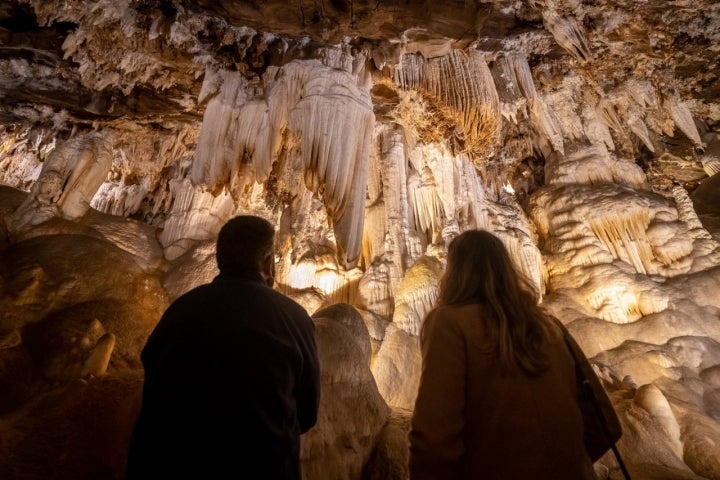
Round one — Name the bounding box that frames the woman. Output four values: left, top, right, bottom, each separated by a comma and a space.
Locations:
408, 230, 601, 480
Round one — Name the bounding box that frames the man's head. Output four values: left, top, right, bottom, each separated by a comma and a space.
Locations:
216, 215, 275, 283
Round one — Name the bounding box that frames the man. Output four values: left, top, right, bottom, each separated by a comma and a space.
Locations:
126, 215, 320, 479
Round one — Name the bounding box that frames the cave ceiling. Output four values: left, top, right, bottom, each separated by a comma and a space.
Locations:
0, 0, 717, 272
1, 0, 717, 149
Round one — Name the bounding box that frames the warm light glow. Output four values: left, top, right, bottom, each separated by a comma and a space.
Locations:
284, 257, 362, 305
503, 182, 515, 194
586, 285, 643, 324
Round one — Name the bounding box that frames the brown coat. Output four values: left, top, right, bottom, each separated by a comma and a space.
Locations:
409, 304, 597, 480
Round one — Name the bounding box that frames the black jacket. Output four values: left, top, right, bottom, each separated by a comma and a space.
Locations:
126, 271, 320, 479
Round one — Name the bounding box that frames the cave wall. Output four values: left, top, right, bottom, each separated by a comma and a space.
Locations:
1, 1, 720, 479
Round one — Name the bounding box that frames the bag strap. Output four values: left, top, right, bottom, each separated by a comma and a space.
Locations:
554, 318, 632, 480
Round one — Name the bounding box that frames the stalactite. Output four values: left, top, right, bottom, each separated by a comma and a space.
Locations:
542, 11, 592, 62
701, 158, 720, 176
157, 178, 236, 260
455, 154, 488, 230
395, 49, 501, 156
625, 80, 658, 110
503, 234, 545, 300
408, 167, 445, 236
288, 69, 375, 269
490, 55, 523, 105
362, 200, 387, 269
597, 97, 626, 136
191, 70, 254, 194
91, 178, 151, 217
0, 145, 43, 191
377, 127, 413, 276
91, 126, 198, 222
665, 95, 703, 146
489, 54, 531, 124
357, 126, 416, 316
589, 205, 655, 274
544, 84, 586, 144
394, 53, 423, 91
510, 54, 538, 100
582, 104, 616, 152
190, 55, 374, 269
596, 90, 659, 153
530, 97, 565, 155
626, 107, 655, 153
408, 143, 457, 238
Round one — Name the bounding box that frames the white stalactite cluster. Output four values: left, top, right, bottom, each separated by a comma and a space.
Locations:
542, 11, 593, 62
394, 49, 502, 157
187, 55, 375, 268
594, 80, 704, 154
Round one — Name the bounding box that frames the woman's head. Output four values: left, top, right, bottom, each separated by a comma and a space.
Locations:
436, 229, 550, 375
439, 229, 531, 306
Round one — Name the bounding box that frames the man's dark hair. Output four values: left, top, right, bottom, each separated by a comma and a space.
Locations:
216, 215, 275, 274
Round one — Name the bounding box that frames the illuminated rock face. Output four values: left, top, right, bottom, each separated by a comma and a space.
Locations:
1, 0, 720, 479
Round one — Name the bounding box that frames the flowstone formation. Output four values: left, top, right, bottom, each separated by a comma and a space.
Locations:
1, 0, 719, 479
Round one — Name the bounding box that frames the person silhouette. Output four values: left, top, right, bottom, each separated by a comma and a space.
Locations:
127, 215, 320, 479
409, 229, 619, 480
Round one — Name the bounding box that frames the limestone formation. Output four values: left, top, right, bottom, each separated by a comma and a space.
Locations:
0, 0, 719, 479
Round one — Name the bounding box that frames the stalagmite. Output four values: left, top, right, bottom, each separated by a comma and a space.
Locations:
285, 252, 363, 306
80, 332, 116, 378
392, 256, 443, 336
671, 184, 713, 240
634, 384, 684, 458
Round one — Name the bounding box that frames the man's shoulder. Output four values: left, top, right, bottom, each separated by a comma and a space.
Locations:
169, 282, 217, 305
266, 288, 313, 319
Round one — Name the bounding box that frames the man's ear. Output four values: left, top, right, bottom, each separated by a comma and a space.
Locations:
261, 253, 275, 286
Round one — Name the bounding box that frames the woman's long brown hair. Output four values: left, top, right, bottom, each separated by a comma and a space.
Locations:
435, 229, 551, 375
